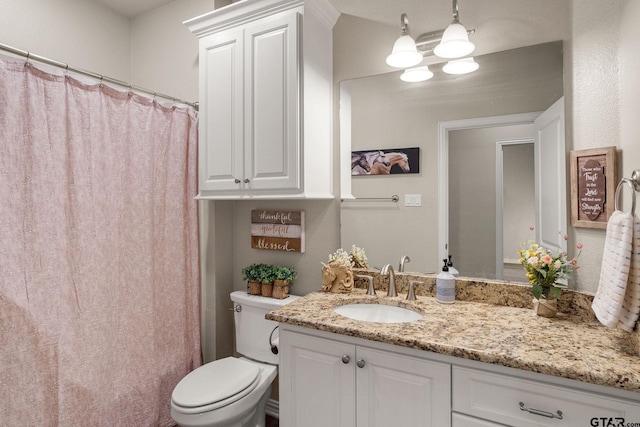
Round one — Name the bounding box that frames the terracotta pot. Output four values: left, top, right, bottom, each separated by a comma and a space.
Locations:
273, 280, 290, 299
248, 280, 261, 295
533, 297, 557, 318
261, 282, 273, 297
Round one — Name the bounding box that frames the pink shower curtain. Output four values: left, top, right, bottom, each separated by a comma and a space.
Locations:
0, 59, 201, 426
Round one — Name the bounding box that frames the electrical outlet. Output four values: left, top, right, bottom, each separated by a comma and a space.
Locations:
404, 194, 422, 207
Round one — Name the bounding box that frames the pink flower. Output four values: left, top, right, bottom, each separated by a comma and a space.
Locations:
576, 243, 583, 249
529, 226, 535, 231
542, 255, 553, 264
563, 234, 568, 241
571, 259, 577, 265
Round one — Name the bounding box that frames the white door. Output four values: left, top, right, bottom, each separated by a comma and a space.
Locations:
356, 347, 451, 427
534, 97, 567, 254
244, 11, 300, 192
280, 331, 356, 427
198, 28, 244, 192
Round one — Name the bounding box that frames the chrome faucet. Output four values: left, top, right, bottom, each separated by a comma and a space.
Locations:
380, 264, 397, 297
398, 255, 411, 272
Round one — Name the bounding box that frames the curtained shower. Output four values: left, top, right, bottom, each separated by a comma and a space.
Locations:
0, 58, 201, 425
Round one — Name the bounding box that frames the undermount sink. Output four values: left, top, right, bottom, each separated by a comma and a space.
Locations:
334, 303, 423, 323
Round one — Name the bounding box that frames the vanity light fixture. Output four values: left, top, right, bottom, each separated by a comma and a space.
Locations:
442, 57, 479, 74
388, 0, 478, 80
385, 13, 424, 68
400, 65, 434, 82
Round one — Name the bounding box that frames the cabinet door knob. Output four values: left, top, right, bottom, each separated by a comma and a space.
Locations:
356, 359, 365, 368
243, 178, 250, 183
234, 178, 241, 184
341, 355, 350, 364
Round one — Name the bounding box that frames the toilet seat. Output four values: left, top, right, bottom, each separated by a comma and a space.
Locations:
171, 357, 262, 413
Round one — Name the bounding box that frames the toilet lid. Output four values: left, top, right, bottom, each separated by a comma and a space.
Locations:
172, 357, 261, 408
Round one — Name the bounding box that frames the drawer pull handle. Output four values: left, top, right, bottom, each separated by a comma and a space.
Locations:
519, 402, 563, 420
341, 355, 350, 364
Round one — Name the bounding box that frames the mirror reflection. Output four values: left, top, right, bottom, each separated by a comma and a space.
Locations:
340, 41, 564, 282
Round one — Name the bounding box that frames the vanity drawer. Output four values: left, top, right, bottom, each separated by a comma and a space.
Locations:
452, 412, 505, 426
453, 366, 640, 426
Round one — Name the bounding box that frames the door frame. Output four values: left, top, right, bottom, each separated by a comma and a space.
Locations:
495, 138, 535, 280
437, 112, 541, 267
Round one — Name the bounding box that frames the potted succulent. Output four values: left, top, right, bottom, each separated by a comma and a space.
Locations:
272, 265, 297, 299
259, 264, 276, 297
242, 263, 263, 295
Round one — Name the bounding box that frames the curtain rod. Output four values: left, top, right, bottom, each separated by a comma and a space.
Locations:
0, 42, 198, 110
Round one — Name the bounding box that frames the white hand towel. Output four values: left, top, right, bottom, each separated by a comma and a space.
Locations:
592, 210, 634, 328
617, 215, 640, 331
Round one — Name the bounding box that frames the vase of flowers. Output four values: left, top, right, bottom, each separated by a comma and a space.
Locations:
518, 232, 582, 317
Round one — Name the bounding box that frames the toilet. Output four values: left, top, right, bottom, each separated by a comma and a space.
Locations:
171, 290, 299, 427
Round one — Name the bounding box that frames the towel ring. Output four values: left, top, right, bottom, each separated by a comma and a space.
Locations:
615, 169, 640, 215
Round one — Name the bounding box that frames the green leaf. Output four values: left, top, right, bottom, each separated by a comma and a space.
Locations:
549, 286, 562, 299
532, 283, 542, 299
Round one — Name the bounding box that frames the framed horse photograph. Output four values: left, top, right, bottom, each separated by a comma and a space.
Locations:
351, 147, 420, 176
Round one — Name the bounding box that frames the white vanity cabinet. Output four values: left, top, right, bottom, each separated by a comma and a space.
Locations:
279, 325, 640, 427
185, 0, 337, 199
279, 328, 451, 427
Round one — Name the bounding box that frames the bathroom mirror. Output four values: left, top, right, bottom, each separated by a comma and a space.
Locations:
340, 41, 564, 281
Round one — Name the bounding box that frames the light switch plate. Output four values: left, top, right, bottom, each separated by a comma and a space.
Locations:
404, 194, 422, 207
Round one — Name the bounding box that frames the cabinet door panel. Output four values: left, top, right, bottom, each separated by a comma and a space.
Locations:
199, 29, 244, 191
280, 331, 356, 427
356, 347, 451, 427
244, 11, 300, 191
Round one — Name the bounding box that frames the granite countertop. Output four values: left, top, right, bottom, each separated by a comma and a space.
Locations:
266, 288, 640, 394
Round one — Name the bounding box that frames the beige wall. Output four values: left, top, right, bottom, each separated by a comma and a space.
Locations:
568, 1, 640, 293
0, 0, 131, 80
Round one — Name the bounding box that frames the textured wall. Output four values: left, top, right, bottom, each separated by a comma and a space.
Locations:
0, 0, 130, 80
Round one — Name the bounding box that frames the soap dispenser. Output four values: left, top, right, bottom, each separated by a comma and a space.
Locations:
447, 255, 459, 277
436, 259, 456, 304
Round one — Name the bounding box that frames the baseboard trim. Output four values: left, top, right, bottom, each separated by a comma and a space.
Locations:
265, 398, 279, 418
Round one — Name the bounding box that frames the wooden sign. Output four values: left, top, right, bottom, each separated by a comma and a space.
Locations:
570, 147, 617, 229
251, 210, 305, 253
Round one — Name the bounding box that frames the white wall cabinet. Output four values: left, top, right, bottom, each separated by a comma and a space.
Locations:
280, 329, 451, 427
279, 325, 640, 427
185, 0, 337, 199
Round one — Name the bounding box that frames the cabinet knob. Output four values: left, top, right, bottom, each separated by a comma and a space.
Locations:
234, 178, 241, 184
243, 178, 250, 183
341, 355, 350, 364
356, 359, 365, 368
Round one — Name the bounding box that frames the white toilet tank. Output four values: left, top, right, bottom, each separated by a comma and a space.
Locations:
230, 291, 300, 365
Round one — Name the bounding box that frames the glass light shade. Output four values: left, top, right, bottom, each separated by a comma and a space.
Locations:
433, 21, 475, 59
386, 35, 424, 68
442, 57, 479, 74
400, 66, 434, 82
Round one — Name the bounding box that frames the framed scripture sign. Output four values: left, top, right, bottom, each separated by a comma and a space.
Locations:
570, 146, 617, 229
